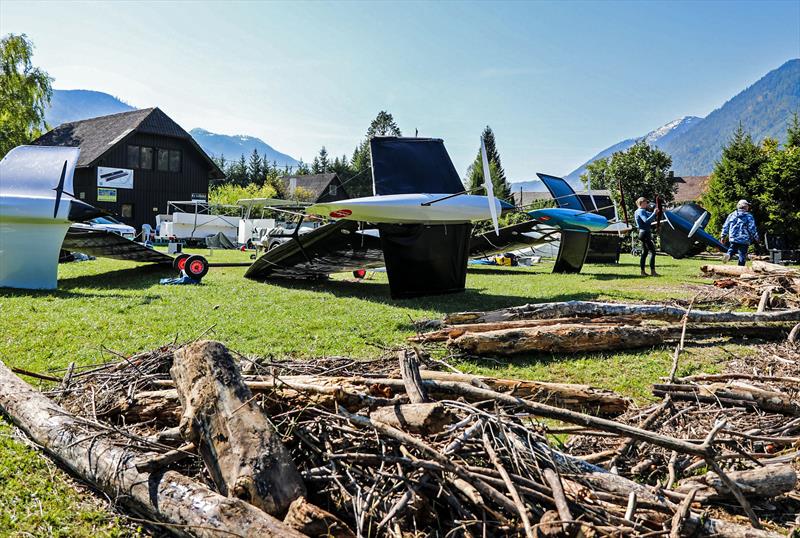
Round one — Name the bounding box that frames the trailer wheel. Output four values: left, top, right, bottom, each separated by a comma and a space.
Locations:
353, 269, 367, 279
184, 255, 209, 280
173, 253, 190, 272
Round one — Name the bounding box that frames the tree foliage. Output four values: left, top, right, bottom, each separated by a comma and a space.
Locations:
703, 121, 800, 246
581, 140, 674, 219
465, 126, 512, 202
0, 34, 53, 158
348, 111, 402, 197
208, 182, 277, 206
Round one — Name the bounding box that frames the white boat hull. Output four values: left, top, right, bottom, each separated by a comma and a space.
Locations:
307, 193, 501, 225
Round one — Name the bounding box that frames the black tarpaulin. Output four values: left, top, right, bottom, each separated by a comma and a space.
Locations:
553, 229, 591, 273
206, 232, 236, 249
244, 220, 385, 280
586, 233, 622, 263
536, 173, 586, 211
370, 137, 464, 196
379, 223, 472, 299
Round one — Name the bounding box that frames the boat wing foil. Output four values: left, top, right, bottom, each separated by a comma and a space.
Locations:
244, 220, 385, 280
62, 226, 174, 264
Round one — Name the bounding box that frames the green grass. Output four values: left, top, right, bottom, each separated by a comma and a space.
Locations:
0, 252, 728, 535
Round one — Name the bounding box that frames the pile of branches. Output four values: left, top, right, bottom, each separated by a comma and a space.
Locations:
700, 260, 800, 310
1, 334, 797, 536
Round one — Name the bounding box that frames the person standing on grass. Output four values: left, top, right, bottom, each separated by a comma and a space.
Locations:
634, 197, 661, 276
721, 199, 759, 266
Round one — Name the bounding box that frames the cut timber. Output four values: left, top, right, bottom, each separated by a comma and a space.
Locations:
283, 496, 356, 538
676, 464, 797, 502
0, 359, 305, 538
653, 382, 800, 416
171, 340, 305, 515
451, 323, 665, 355
442, 300, 800, 325
111, 388, 182, 425
752, 260, 799, 276
701, 264, 755, 277
369, 402, 455, 434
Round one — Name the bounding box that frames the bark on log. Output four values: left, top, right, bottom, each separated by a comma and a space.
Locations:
398, 349, 428, 403
653, 382, 800, 416
283, 496, 356, 538
752, 260, 799, 276
171, 340, 305, 515
369, 403, 455, 434
442, 300, 800, 325
451, 323, 665, 355
676, 464, 797, 502
0, 359, 306, 538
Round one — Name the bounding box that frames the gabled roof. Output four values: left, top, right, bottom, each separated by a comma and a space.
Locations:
281, 173, 345, 201
33, 107, 224, 178
673, 175, 710, 202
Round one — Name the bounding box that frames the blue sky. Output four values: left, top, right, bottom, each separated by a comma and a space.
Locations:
2, 0, 798, 180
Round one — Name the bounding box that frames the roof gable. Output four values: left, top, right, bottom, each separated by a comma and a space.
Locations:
282, 173, 344, 201
32, 107, 223, 178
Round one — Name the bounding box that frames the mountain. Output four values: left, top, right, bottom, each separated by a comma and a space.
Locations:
189, 128, 299, 168
45, 89, 135, 126
661, 59, 800, 175
565, 59, 800, 179
564, 116, 701, 182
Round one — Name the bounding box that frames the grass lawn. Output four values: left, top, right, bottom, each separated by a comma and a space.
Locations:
0, 251, 733, 536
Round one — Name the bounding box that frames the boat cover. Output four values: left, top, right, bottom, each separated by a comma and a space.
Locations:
380, 223, 472, 299
244, 220, 385, 280
370, 137, 464, 196
62, 226, 173, 264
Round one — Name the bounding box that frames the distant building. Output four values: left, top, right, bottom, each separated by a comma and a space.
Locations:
672, 174, 710, 203
33, 108, 224, 230
281, 173, 349, 203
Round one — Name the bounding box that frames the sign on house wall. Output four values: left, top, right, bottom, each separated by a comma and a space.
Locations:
97, 167, 134, 189
97, 187, 117, 202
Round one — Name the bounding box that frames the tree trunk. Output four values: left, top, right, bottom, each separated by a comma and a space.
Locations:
701, 265, 754, 277
442, 301, 800, 325
171, 340, 306, 515
676, 464, 797, 502
0, 359, 306, 538
451, 323, 665, 355
369, 402, 455, 434
653, 382, 800, 416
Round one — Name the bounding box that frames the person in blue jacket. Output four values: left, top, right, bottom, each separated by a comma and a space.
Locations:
634, 197, 661, 276
721, 199, 759, 266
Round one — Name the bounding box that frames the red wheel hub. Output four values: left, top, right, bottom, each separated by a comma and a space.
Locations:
189, 260, 204, 274
177, 257, 187, 271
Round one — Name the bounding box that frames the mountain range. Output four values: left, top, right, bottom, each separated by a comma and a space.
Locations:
44, 90, 299, 168
562, 58, 800, 182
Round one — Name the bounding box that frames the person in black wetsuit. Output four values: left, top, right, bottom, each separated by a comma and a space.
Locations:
634, 197, 661, 276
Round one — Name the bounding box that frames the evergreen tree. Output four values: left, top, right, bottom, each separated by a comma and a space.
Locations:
317, 146, 329, 172
348, 111, 403, 197
311, 156, 321, 174
0, 34, 53, 158
228, 154, 248, 186
787, 112, 800, 148
247, 148, 263, 184
294, 159, 310, 175
703, 124, 768, 233
464, 126, 513, 201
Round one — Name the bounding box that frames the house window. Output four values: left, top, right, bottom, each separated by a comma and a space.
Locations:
140, 147, 154, 169
157, 149, 170, 171
127, 145, 140, 168
169, 150, 181, 172
329, 184, 337, 196
121, 204, 134, 218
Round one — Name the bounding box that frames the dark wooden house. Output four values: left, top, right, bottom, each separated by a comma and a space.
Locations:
281, 173, 350, 203
33, 108, 224, 231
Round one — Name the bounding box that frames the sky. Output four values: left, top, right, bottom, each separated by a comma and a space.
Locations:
2, 0, 798, 181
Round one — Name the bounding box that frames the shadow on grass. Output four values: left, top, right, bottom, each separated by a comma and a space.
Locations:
0, 265, 173, 299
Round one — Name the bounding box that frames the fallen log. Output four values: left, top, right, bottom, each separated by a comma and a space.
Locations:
676, 464, 797, 502
653, 382, 800, 416
0, 359, 306, 538
451, 323, 665, 355
171, 340, 306, 515
442, 300, 800, 325
752, 260, 800, 276
701, 265, 755, 277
